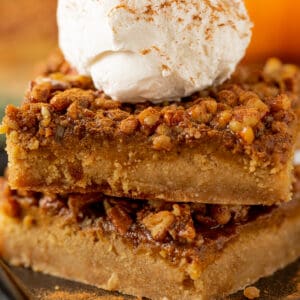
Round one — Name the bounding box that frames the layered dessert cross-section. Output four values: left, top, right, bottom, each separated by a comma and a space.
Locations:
2, 57, 300, 205
2, 1, 300, 299
1, 172, 300, 300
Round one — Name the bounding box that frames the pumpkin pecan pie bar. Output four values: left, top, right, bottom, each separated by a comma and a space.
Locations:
2, 56, 300, 205
1, 173, 300, 300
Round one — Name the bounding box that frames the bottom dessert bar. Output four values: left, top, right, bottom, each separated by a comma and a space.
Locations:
0, 179, 300, 300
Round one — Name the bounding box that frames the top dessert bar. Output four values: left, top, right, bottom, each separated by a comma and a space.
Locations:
2, 54, 300, 205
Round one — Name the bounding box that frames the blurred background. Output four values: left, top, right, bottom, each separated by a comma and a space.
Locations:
0, 0, 299, 114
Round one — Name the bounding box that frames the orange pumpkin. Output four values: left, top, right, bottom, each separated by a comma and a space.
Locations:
245, 0, 300, 62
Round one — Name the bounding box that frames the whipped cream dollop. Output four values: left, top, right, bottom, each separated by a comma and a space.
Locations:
58, 0, 252, 103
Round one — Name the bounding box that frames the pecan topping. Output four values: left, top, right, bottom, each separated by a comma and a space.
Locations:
119, 116, 139, 134
3, 57, 299, 169
210, 205, 232, 225
142, 211, 175, 241
30, 82, 52, 103
169, 204, 196, 243
50, 93, 72, 111
105, 201, 133, 235
138, 107, 161, 128
152, 135, 172, 151
40, 106, 51, 127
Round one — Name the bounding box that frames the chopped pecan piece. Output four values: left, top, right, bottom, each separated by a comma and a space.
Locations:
239, 126, 255, 144
142, 211, 175, 241
50, 93, 72, 111
175, 220, 196, 243
188, 99, 217, 123
230, 205, 250, 222
152, 135, 172, 151
210, 205, 232, 225
217, 90, 238, 106
213, 110, 232, 129
162, 108, 184, 126
138, 107, 161, 127
105, 203, 133, 235
30, 82, 52, 103
170, 204, 196, 243
40, 106, 51, 127
269, 94, 291, 112
155, 124, 171, 136
94, 97, 121, 110
119, 116, 139, 134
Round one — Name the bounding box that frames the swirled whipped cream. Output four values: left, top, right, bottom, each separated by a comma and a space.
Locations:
58, 0, 252, 103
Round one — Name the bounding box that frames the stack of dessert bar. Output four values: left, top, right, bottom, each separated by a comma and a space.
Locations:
0, 55, 300, 299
